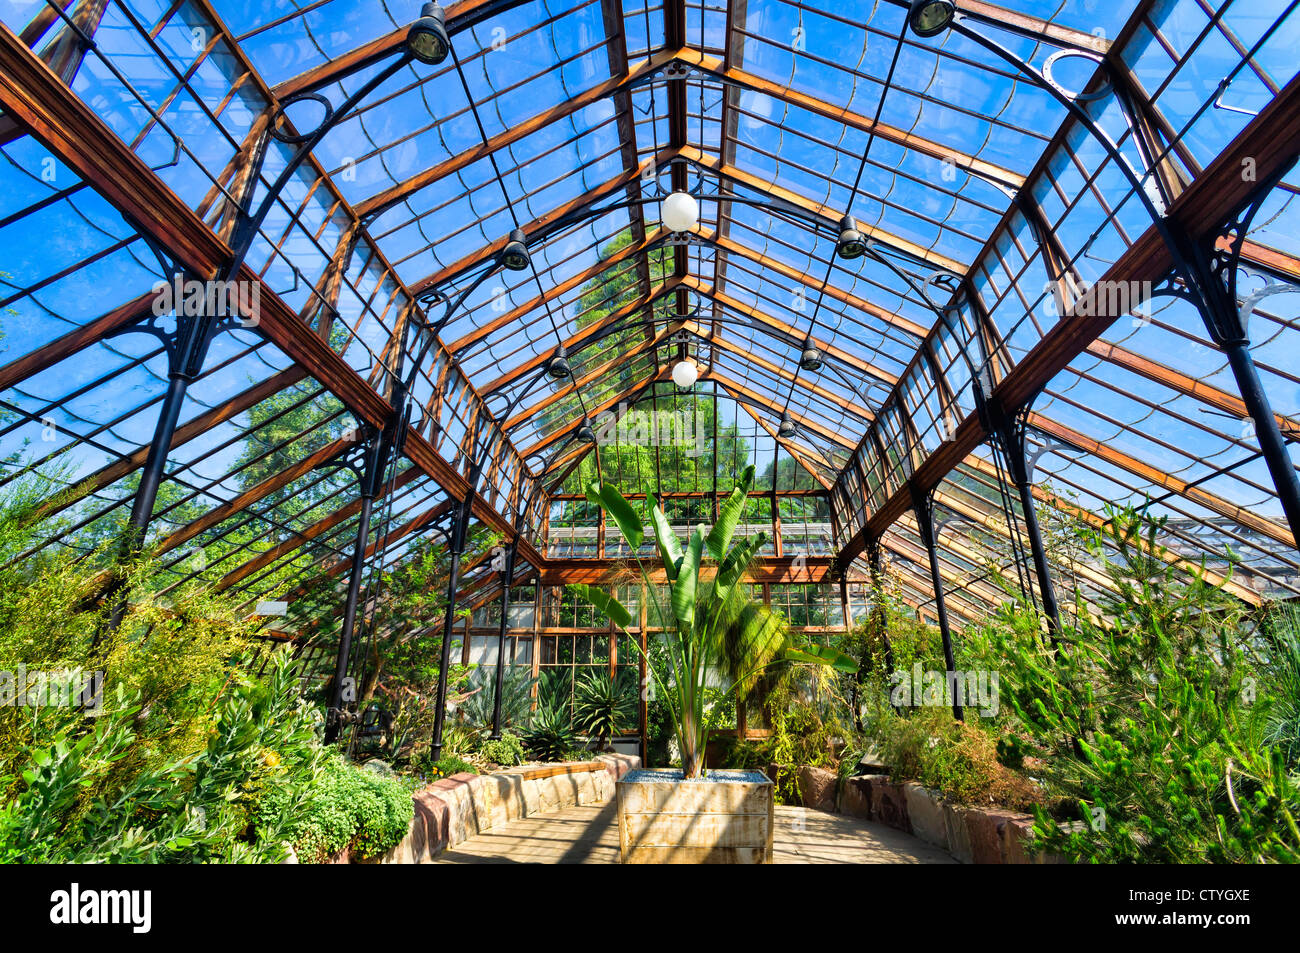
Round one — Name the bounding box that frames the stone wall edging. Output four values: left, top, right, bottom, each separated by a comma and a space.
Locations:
364, 753, 640, 864
796, 765, 1067, 864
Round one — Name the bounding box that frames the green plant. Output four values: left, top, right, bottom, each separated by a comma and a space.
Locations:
478, 731, 526, 767
1, 651, 327, 863
259, 753, 413, 862
569, 466, 856, 777
1257, 604, 1300, 771
522, 703, 581, 763
871, 707, 1042, 811
432, 755, 477, 778
979, 507, 1300, 862
571, 668, 638, 749
457, 665, 537, 737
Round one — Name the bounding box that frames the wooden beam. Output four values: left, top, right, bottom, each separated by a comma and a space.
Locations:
409, 148, 680, 295
836, 68, 1300, 568
447, 227, 669, 355
681, 146, 967, 274
271, 0, 537, 99
0, 25, 544, 568
679, 48, 1025, 191
355, 49, 681, 219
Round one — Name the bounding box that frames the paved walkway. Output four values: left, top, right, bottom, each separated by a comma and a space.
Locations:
434, 802, 955, 864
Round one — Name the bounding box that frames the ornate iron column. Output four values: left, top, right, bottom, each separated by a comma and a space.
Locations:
429, 464, 480, 762
319, 427, 394, 743
972, 370, 1063, 642
911, 486, 962, 721
1168, 170, 1300, 549
488, 537, 519, 739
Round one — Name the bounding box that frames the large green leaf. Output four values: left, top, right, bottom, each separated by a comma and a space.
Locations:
565, 584, 633, 629
648, 501, 683, 582
671, 527, 705, 631
586, 480, 643, 549
706, 485, 747, 562
783, 643, 860, 673
715, 532, 765, 600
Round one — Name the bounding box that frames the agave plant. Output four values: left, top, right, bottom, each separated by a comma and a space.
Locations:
572, 668, 639, 750
457, 665, 537, 737
522, 701, 580, 762
569, 465, 856, 778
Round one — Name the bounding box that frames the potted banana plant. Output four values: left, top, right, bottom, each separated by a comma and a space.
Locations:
569, 466, 856, 863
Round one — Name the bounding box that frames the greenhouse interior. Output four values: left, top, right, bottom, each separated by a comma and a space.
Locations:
1, 0, 1299, 884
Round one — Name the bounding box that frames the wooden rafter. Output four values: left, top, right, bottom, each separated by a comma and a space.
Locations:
0, 25, 544, 567
837, 70, 1300, 566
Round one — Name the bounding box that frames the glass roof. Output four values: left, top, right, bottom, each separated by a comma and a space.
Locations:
1, 0, 1298, 628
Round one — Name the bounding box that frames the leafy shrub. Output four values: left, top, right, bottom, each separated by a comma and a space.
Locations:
571, 669, 637, 748
259, 754, 414, 862
478, 732, 525, 767
872, 707, 1043, 811
1, 652, 325, 863
433, 755, 477, 778
522, 704, 580, 762
977, 508, 1300, 862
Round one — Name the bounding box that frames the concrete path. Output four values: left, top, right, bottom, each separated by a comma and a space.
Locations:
434, 802, 955, 864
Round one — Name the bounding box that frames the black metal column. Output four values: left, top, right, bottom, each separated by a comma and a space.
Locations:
866, 538, 894, 673
105, 302, 220, 634
991, 410, 1062, 641
489, 539, 518, 739
1223, 339, 1300, 544
430, 468, 479, 762
1176, 178, 1300, 551
911, 487, 962, 721
324, 433, 388, 744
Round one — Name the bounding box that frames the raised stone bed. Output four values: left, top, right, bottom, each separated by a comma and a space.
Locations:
367, 753, 639, 864
794, 766, 1067, 864
616, 768, 774, 864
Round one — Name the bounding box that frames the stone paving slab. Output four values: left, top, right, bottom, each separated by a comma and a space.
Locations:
434, 803, 955, 864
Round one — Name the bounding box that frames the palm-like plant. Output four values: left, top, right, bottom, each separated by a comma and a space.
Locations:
572, 668, 638, 750
569, 466, 855, 778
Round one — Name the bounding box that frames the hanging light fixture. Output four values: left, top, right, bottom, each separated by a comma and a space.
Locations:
547, 344, 571, 380
907, 0, 956, 38
836, 214, 867, 260
407, 3, 451, 64
778, 413, 797, 439
499, 228, 530, 271
576, 417, 597, 443
799, 336, 823, 372
671, 358, 699, 389
661, 191, 700, 233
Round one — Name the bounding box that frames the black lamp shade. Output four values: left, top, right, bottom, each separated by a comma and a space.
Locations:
548, 345, 571, 380
908, 0, 956, 38
799, 338, 824, 372
836, 214, 867, 260
778, 414, 797, 439
576, 419, 596, 443
500, 228, 530, 271
408, 3, 450, 65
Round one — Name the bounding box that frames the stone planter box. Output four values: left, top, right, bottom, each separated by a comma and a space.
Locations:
616, 768, 774, 864
793, 767, 1067, 864
369, 753, 639, 864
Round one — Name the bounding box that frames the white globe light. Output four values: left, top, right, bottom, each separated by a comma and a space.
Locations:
671, 359, 699, 389
661, 191, 699, 233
